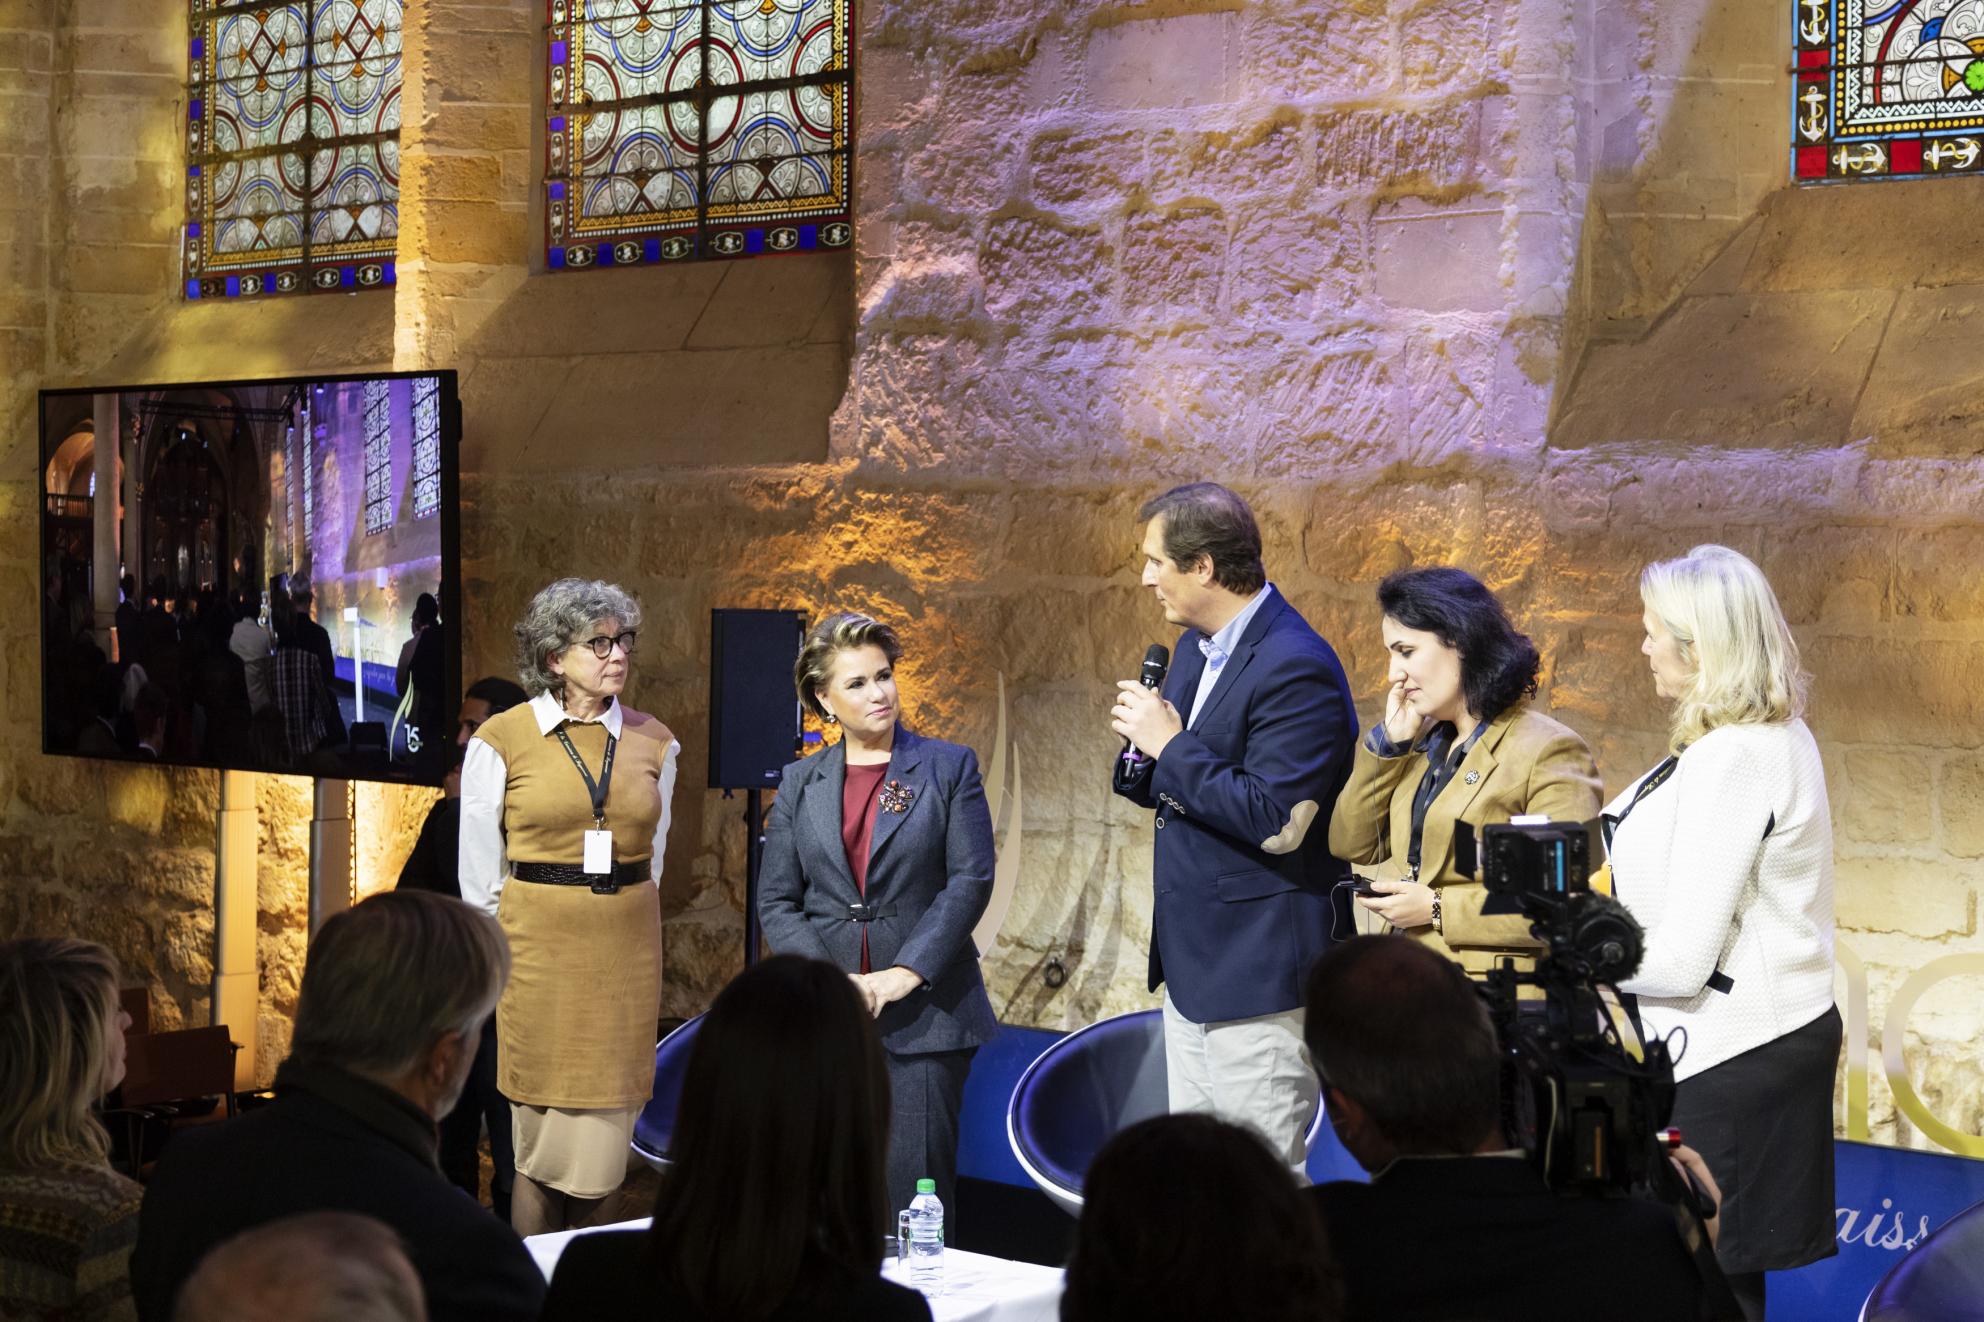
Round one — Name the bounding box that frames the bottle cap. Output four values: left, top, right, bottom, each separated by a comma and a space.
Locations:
916, 1178, 936, 1194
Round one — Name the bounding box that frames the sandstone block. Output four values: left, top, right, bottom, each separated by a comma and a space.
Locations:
1119, 206, 1225, 322
1315, 102, 1482, 196
1227, 205, 1363, 325
1147, 112, 1305, 205
1401, 0, 1505, 90
1374, 201, 1503, 312
1029, 127, 1143, 211
1851, 286, 1984, 459
982, 214, 1106, 325
1237, 0, 1389, 99
1759, 525, 1894, 628
1805, 638, 1984, 750
1840, 749, 1930, 848
1942, 756, 1984, 859
1083, 12, 1233, 111
1836, 858, 1974, 939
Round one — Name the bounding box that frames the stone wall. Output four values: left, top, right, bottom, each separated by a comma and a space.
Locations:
2, 0, 1982, 1151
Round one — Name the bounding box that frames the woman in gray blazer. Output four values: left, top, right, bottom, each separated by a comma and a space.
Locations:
757, 612, 997, 1219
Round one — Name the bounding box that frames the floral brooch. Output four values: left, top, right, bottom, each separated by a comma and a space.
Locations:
878, 779, 915, 814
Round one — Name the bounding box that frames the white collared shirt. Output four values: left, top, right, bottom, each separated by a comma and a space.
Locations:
1188, 585, 1272, 727
457, 692, 678, 915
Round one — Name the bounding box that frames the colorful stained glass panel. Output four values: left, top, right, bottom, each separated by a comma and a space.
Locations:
362, 380, 393, 536
545, 0, 852, 268
186, 0, 402, 297
1795, 0, 1984, 180
410, 377, 441, 521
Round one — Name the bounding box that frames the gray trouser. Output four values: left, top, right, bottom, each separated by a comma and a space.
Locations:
885, 1047, 976, 1227
1162, 990, 1318, 1180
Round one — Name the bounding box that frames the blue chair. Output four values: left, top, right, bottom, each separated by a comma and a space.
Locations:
1861, 1196, 1984, 1321
631, 1014, 704, 1171
1005, 1008, 1328, 1216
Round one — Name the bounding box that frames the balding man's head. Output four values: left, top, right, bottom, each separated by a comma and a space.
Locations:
1303, 936, 1503, 1171
173, 1212, 425, 1322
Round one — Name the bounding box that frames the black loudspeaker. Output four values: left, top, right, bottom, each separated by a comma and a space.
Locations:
709, 609, 806, 789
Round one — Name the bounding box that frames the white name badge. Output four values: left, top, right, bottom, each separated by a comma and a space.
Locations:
583, 829, 613, 876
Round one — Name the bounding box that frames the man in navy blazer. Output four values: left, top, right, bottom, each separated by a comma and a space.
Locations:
1110, 482, 1356, 1170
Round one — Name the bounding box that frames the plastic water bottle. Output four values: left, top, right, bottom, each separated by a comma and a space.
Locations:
903, 1178, 944, 1291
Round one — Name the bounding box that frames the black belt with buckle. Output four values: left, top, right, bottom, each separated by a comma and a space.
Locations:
513, 860, 649, 895
848, 902, 898, 923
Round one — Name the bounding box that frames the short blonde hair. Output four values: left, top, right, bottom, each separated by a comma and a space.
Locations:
1640, 545, 1807, 753
0, 938, 121, 1168
794, 613, 902, 722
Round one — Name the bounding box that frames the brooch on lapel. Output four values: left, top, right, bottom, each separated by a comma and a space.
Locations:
1463, 770, 1481, 786
878, 780, 915, 814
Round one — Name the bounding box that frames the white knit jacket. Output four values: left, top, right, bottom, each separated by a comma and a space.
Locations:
1605, 720, 1836, 1083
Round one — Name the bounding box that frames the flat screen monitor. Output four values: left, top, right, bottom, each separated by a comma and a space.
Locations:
39, 371, 462, 785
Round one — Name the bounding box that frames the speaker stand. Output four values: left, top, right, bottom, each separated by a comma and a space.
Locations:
743, 788, 769, 968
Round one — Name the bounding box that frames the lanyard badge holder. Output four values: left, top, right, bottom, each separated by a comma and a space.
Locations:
556, 727, 620, 894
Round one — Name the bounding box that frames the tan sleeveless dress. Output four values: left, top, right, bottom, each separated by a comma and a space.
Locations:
475, 700, 674, 1194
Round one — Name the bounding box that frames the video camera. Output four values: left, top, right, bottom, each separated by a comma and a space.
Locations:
1454, 819, 1676, 1198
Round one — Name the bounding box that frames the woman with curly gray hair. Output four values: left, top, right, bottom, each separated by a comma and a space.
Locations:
460, 578, 680, 1235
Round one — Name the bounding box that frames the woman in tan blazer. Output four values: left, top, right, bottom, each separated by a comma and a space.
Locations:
1328, 568, 1600, 975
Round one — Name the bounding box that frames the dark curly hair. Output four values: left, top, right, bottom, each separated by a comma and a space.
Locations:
1376, 567, 1539, 723
1062, 1113, 1342, 1322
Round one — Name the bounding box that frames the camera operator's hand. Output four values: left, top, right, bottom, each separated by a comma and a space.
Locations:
1356, 878, 1436, 930
1669, 1144, 1722, 1249
1382, 679, 1431, 748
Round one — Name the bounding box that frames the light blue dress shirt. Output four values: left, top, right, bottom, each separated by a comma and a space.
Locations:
1187, 585, 1273, 727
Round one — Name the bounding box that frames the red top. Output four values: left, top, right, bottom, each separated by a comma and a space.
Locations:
842, 760, 889, 974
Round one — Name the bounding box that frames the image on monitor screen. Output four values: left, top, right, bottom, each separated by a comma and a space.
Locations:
39, 372, 461, 785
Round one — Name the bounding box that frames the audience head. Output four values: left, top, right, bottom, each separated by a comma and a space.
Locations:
1376, 566, 1540, 727
1062, 1113, 1340, 1322
173, 1212, 425, 1322
1303, 935, 1503, 1173
649, 955, 890, 1318
512, 577, 641, 706
457, 676, 528, 750
794, 612, 903, 741
289, 892, 508, 1118
411, 593, 440, 631
1137, 483, 1267, 630
1639, 544, 1806, 752
134, 682, 169, 748
0, 938, 129, 1168
288, 578, 314, 612
121, 573, 137, 601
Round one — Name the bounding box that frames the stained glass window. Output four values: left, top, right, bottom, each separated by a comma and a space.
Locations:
1795, 0, 1984, 180
184, 0, 403, 298
544, 0, 853, 269
362, 380, 393, 536
410, 377, 440, 521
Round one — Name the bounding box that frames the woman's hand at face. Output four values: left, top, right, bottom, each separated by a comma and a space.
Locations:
1355, 879, 1436, 929
1383, 680, 1430, 747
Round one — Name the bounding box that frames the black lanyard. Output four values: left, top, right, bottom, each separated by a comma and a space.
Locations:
1601, 755, 1679, 852
554, 726, 617, 828
1407, 723, 1482, 877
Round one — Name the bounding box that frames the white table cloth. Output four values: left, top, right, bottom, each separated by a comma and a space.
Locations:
525, 1218, 1064, 1322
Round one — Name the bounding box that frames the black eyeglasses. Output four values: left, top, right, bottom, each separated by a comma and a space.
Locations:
580, 630, 637, 659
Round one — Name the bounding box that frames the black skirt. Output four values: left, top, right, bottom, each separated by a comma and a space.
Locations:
1670, 1005, 1842, 1274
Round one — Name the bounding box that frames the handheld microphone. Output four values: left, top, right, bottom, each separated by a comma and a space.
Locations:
1120, 644, 1170, 767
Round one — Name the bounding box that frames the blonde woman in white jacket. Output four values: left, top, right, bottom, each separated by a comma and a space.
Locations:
1605, 545, 1839, 1322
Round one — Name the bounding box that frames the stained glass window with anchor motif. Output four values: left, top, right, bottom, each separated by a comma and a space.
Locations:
184, 0, 402, 298
544, 0, 853, 270
1795, 0, 1984, 180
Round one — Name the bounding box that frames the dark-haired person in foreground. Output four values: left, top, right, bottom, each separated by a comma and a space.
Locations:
1061, 1113, 1341, 1322
1109, 482, 1356, 1174
539, 956, 931, 1322
131, 892, 544, 1322
398, 675, 530, 1220
1329, 567, 1600, 975
1304, 936, 1719, 1322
